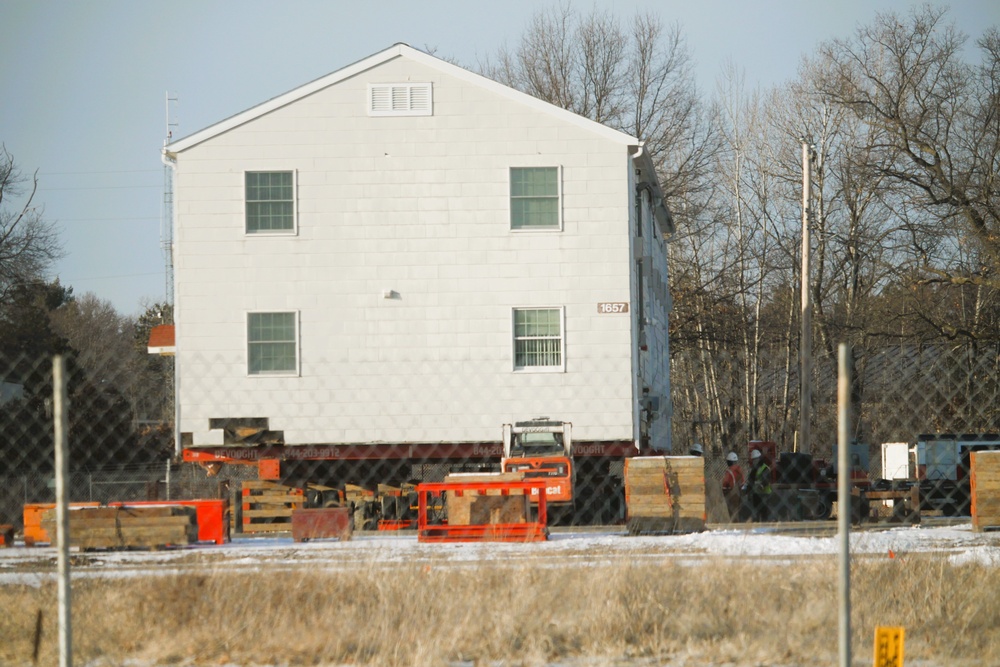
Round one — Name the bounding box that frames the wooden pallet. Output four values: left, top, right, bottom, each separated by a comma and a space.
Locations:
40, 506, 197, 550
240, 480, 304, 534
972, 451, 1000, 531
624, 456, 706, 534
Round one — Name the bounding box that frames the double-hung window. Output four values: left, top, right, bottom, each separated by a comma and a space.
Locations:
510, 167, 561, 230
247, 312, 298, 375
245, 171, 295, 234
513, 307, 564, 371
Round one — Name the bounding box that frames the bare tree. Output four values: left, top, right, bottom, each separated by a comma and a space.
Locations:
816, 7, 1000, 294
480, 5, 718, 202
0, 145, 63, 303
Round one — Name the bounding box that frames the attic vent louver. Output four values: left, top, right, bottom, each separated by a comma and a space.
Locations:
368, 83, 433, 116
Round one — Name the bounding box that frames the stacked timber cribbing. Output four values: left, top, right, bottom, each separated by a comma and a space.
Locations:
240, 480, 304, 534
443, 473, 529, 526
624, 456, 706, 534
971, 451, 1000, 531
40, 506, 198, 550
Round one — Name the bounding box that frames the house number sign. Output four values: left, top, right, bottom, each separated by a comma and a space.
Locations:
597, 302, 629, 314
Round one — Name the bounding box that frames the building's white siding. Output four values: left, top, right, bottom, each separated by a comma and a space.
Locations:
171, 50, 670, 449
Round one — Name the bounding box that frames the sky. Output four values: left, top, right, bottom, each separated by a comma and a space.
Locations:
1, 0, 997, 317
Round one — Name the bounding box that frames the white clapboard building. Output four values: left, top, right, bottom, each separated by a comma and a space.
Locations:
163, 43, 674, 456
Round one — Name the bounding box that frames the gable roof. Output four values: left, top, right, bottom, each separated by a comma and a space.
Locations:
165, 43, 638, 154
147, 324, 176, 356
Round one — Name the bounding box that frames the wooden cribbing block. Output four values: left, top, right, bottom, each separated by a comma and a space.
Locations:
972, 451, 1000, 531
241, 480, 304, 533
443, 473, 528, 526
40, 506, 197, 550
624, 456, 706, 533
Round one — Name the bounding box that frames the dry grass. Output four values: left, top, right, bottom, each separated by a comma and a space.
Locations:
2, 554, 999, 666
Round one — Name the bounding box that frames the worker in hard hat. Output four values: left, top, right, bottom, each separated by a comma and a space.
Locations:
721, 451, 745, 521
745, 448, 772, 522
688, 442, 704, 457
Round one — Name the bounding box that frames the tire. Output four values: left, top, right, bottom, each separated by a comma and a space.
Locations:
815, 496, 833, 521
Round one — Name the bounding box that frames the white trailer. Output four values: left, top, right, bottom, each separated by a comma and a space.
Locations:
915, 434, 1000, 481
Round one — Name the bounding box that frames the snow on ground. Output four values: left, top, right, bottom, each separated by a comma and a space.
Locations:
2, 521, 999, 586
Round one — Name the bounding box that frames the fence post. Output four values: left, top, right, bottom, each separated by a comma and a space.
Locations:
837, 343, 852, 667
53, 355, 73, 667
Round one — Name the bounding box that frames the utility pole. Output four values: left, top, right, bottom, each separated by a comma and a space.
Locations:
799, 139, 812, 455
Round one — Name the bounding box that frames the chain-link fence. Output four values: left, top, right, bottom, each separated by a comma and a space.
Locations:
675, 341, 1000, 524
3, 341, 999, 536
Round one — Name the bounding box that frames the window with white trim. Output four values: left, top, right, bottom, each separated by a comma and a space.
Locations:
510, 167, 561, 230
247, 312, 298, 375
513, 307, 564, 371
368, 83, 432, 116
245, 171, 295, 234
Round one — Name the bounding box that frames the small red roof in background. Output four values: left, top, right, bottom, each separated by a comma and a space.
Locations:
147, 324, 176, 355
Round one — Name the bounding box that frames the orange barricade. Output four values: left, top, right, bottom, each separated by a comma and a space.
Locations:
416, 480, 549, 543
23, 503, 101, 546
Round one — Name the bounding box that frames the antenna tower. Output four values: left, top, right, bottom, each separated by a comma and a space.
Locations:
162, 92, 178, 311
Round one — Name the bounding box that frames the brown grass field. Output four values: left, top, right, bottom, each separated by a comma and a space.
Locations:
1, 551, 998, 666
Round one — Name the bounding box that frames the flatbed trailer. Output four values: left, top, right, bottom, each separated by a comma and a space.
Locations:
182, 439, 639, 527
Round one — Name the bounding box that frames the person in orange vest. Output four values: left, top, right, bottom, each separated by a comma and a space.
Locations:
721, 451, 745, 521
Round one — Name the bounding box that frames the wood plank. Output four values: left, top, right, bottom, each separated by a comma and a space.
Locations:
42, 507, 195, 522
626, 485, 706, 498
628, 505, 704, 517
242, 497, 302, 507
625, 504, 677, 514
627, 472, 704, 483
243, 489, 302, 497
242, 481, 300, 491
243, 509, 294, 519
625, 500, 673, 513
41, 523, 196, 548
241, 522, 291, 533
42, 525, 195, 540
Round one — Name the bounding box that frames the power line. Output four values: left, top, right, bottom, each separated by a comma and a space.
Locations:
59, 271, 165, 283
39, 169, 162, 176
57, 216, 159, 223
39, 184, 161, 192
